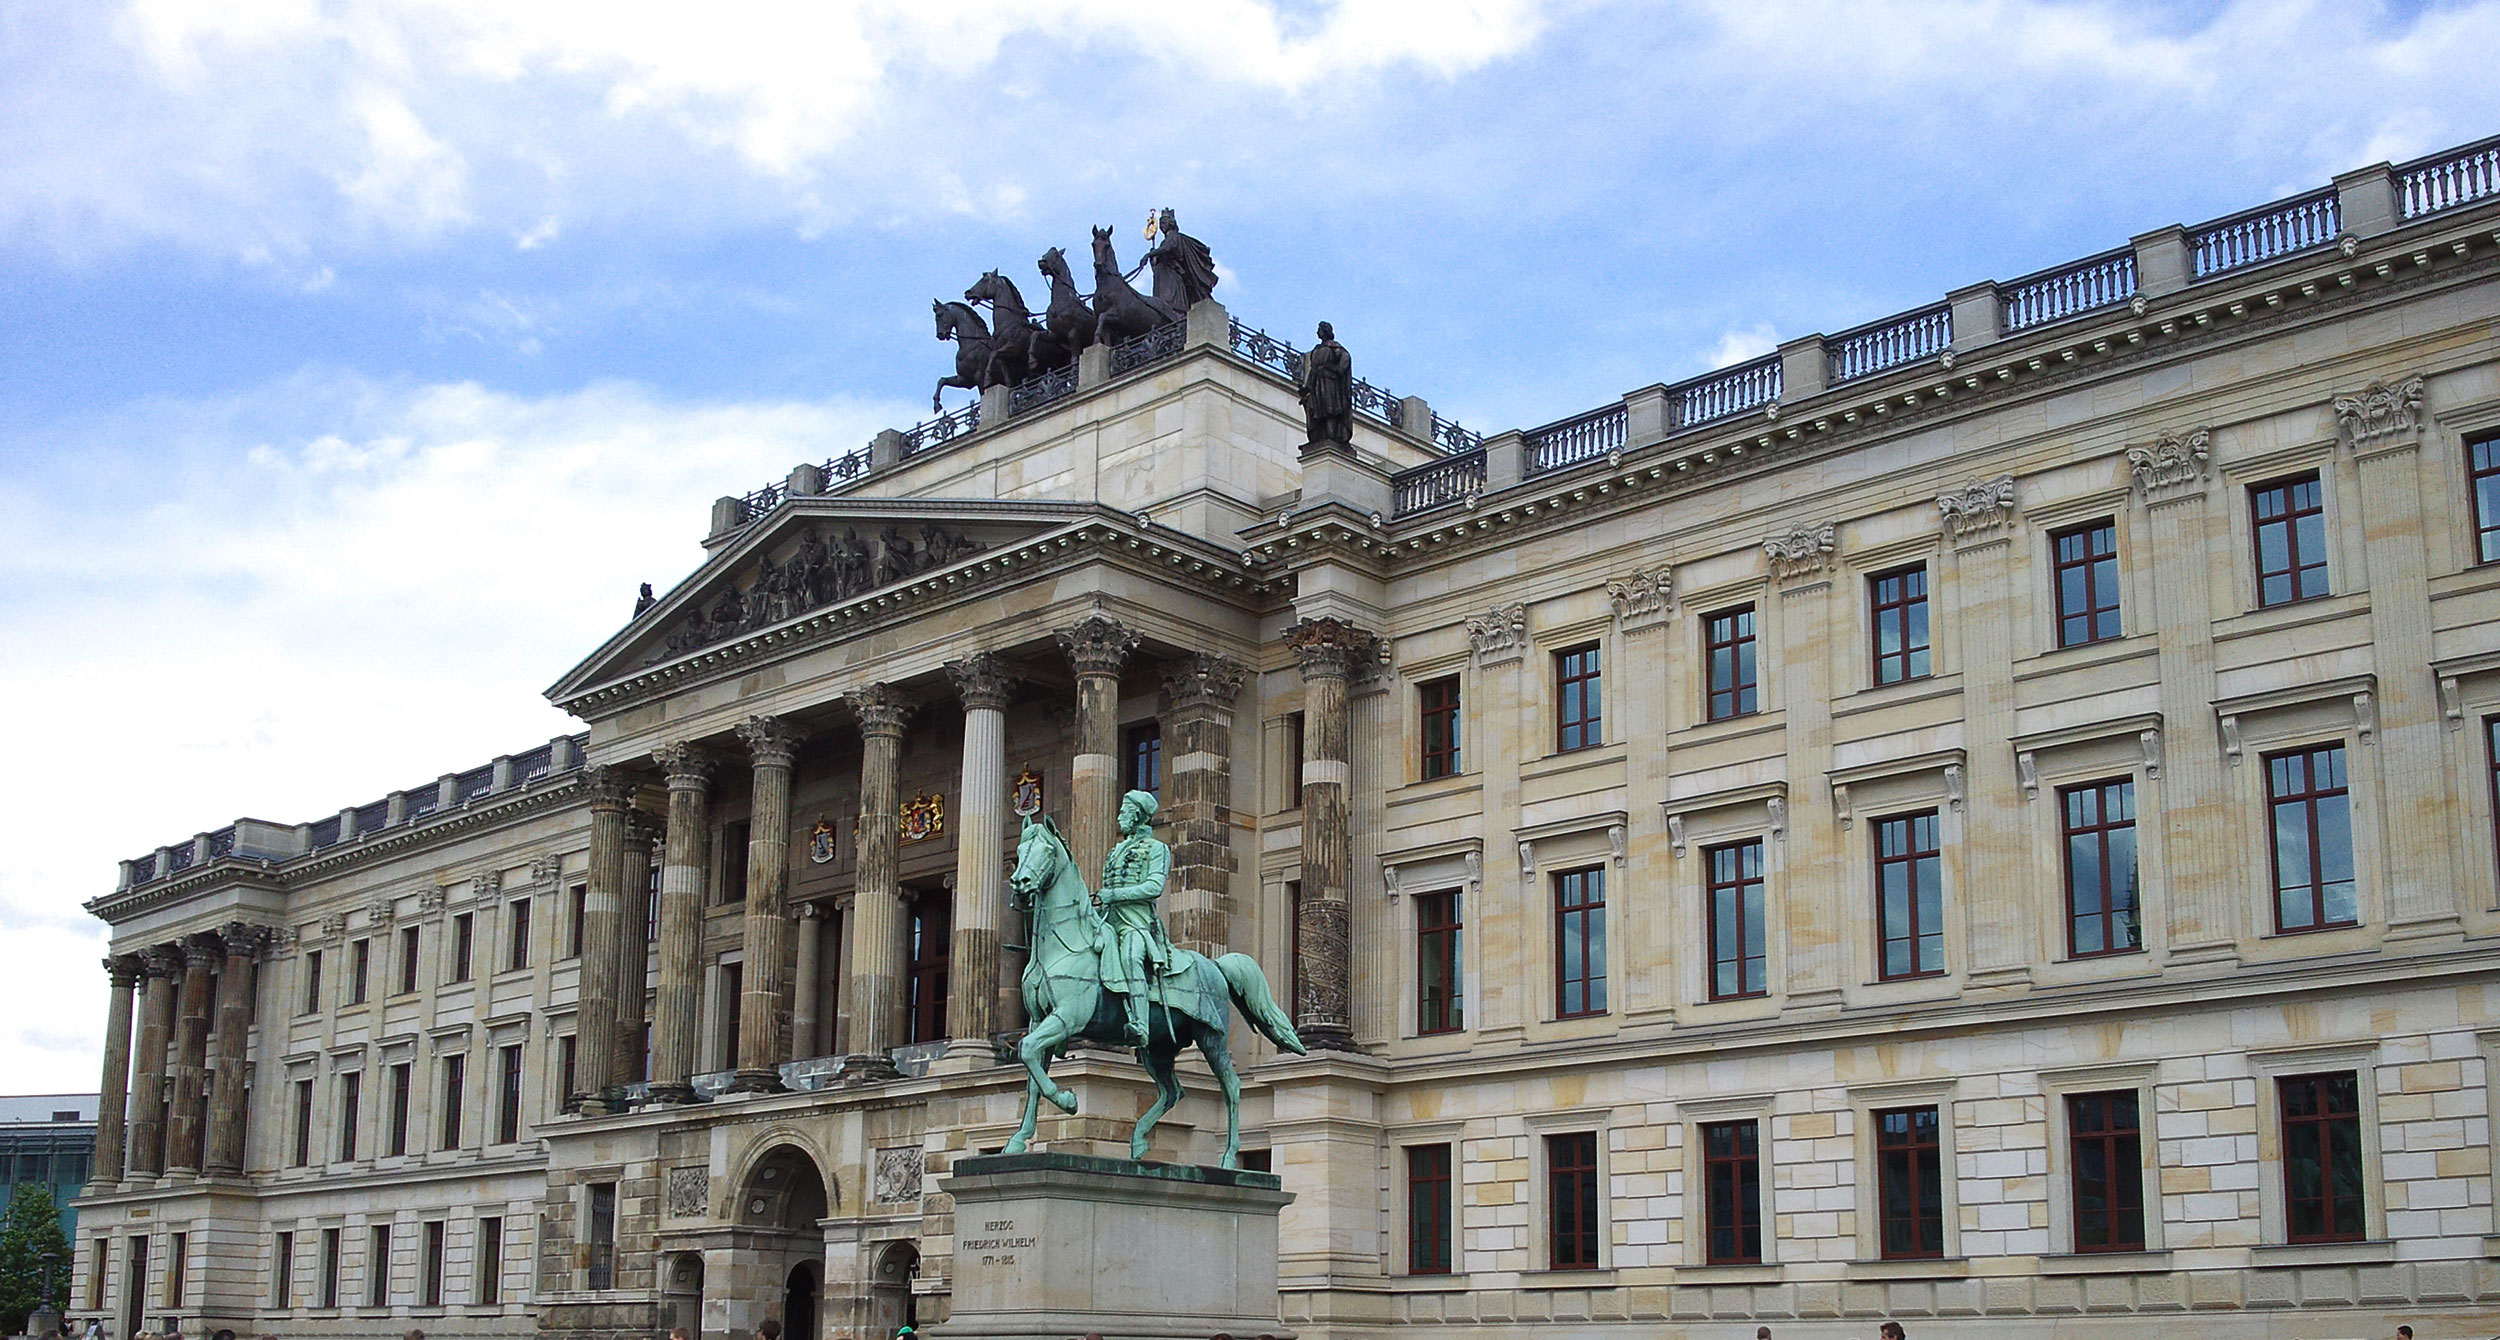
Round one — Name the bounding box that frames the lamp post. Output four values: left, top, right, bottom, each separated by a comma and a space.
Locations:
30, 1249, 64, 1338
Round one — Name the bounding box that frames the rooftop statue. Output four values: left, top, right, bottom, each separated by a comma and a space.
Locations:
1087, 224, 1181, 347
1298, 321, 1353, 450
1146, 208, 1219, 312
1005, 793, 1305, 1167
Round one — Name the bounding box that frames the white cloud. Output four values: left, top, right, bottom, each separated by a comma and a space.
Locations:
1701, 322, 1778, 372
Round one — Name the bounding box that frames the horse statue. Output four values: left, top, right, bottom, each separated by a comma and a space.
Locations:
1037, 245, 1098, 356
965, 269, 1067, 384
932, 299, 1004, 411
1087, 225, 1181, 348
1003, 813, 1304, 1166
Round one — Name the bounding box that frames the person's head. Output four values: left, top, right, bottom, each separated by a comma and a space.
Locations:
759, 1321, 782, 1340
671, 1330, 690, 1340
1756, 1329, 1772, 1340
2397, 1327, 2413, 1339
1118, 789, 1157, 833
1880, 1324, 1906, 1340
404, 1330, 426, 1340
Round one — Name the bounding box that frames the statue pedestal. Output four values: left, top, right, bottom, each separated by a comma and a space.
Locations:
937, 1153, 1294, 1340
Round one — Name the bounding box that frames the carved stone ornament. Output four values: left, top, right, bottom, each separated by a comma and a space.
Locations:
1762, 522, 1837, 579
1057, 612, 1140, 679
471, 869, 505, 906
2332, 374, 2426, 452
2127, 428, 2212, 499
945, 652, 1020, 713
105, 955, 146, 988
218, 921, 274, 958
584, 764, 636, 811
1936, 475, 2018, 539
415, 884, 448, 916
649, 522, 984, 665
872, 1146, 926, 1203
653, 740, 718, 787
139, 944, 186, 979
368, 895, 399, 927
807, 819, 839, 866
666, 1165, 710, 1218
842, 682, 913, 739
1606, 566, 1673, 628
1161, 653, 1248, 712
1284, 616, 1384, 680
315, 912, 349, 944
736, 714, 806, 767
529, 854, 565, 891
1465, 603, 1529, 666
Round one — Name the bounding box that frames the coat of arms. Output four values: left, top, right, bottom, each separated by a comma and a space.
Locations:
901, 793, 946, 843
807, 819, 837, 865
1012, 768, 1045, 818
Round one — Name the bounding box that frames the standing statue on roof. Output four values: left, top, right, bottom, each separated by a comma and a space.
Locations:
1145, 208, 1219, 312
1298, 321, 1353, 450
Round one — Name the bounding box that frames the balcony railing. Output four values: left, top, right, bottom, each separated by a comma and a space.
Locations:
1008, 363, 1079, 414
2190, 187, 2339, 278
1109, 322, 1185, 375
2001, 247, 2138, 333
1671, 354, 1783, 430
1827, 303, 1952, 383
2401, 135, 2500, 220
902, 402, 981, 456
1392, 448, 1487, 515
1525, 405, 1628, 478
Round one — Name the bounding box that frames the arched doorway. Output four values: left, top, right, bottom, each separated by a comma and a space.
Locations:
738, 1145, 831, 1338
784, 1261, 819, 1340
663, 1251, 704, 1339
870, 1240, 919, 1337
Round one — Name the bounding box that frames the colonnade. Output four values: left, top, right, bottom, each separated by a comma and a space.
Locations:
91, 922, 272, 1187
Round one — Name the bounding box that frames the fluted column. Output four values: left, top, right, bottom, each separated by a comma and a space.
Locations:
793, 904, 826, 1060
93, 956, 142, 1188
613, 808, 660, 1085
164, 934, 219, 1174
1285, 617, 1377, 1052
730, 716, 805, 1093
650, 743, 716, 1104
126, 946, 181, 1177
575, 767, 634, 1112
205, 923, 268, 1175
1160, 654, 1248, 957
944, 654, 1018, 1062
1059, 614, 1140, 880
840, 684, 912, 1081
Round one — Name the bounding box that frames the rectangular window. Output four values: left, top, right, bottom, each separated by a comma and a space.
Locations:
1546, 1132, 1600, 1270
1875, 1105, 1945, 1260
166, 1232, 186, 1307
302, 950, 324, 1014
585, 1182, 617, 1291
1553, 867, 1607, 1018
1125, 719, 1163, 796
1705, 605, 1758, 720
396, 925, 420, 995
2267, 744, 2357, 932
907, 892, 952, 1044
2280, 1072, 2365, 1243
507, 899, 531, 972
367, 1224, 391, 1307
2061, 779, 2140, 957
1705, 840, 1768, 1000
350, 938, 370, 1005
1406, 1143, 1453, 1275
1701, 1119, 1763, 1265
336, 1071, 361, 1163
2252, 473, 2329, 606
2473, 433, 2500, 564
475, 1217, 502, 1306
1869, 564, 1932, 685
1416, 890, 1464, 1035
319, 1227, 341, 1309
439, 1055, 465, 1150
1875, 811, 1945, 980
559, 1034, 578, 1106
719, 825, 750, 906
1555, 643, 1603, 751
450, 914, 473, 983
2068, 1091, 2145, 1252
386, 1063, 411, 1157
720, 961, 743, 1065
1419, 676, 1462, 780
1288, 712, 1307, 800
291, 1079, 314, 1167
2488, 718, 2500, 882
567, 884, 589, 957
2052, 520, 2123, 646
420, 1221, 444, 1307
496, 1044, 524, 1144
88, 1235, 107, 1310
273, 1231, 293, 1307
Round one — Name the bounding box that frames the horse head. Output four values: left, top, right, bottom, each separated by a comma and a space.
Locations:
932, 298, 952, 340
933, 299, 987, 343
1090, 225, 1120, 275
1008, 813, 1069, 909
1039, 246, 1069, 286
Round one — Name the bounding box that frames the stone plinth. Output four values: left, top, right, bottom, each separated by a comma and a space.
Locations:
937, 1153, 1292, 1340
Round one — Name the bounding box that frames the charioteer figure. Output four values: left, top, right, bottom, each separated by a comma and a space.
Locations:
1095, 788, 1176, 1048
1147, 208, 1219, 313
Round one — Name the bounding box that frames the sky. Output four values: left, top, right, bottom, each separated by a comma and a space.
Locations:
2, 0, 2497, 1093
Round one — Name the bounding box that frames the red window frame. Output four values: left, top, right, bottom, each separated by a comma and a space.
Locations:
2265, 744, 2356, 933
1705, 840, 1767, 1000
1419, 676, 1462, 780
1874, 811, 1944, 980
1546, 1132, 1600, 1269
1875, 1105, 1945, 1260
1869, 564, 1932, 685
2251, 473, 2329, 607
1705, 605, 1758, 720
1701, 1119, 1763, 1265
1406, 1143, 1453, 1275
1555, 643, 1603, 752
2059, 778, 2140, 958
2051, 520, 2122, 646
2279, 1072, 2365, 1244
495, 1043, 523, 1144
2067, 1091, 2145, 1252
1553, 867, 1607, 1018
1416, 889, 1464, 1035
2472, 433, 2500, 564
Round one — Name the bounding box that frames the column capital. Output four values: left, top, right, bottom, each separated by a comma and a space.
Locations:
1283, 617, 1382, 681
584, 764, 639, 811
653, 741, 718, 789
624, 808, 665, 848
736, 714, 807, 768
1057, 612, 1140, 679
843, 682, 914, 739
105, 955, 146, 989
181, 933, 223, 971
1160, 652, 1248, 713
139, 944, 186, 979
797, 902, 826, 923
944, 653, 1020, 713
217, 922, 275, 959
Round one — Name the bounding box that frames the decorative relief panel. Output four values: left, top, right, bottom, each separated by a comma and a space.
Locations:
1762, 522, 1837, 580
666, 1165, 710, 1217
2126, 428, 2212, 500
873, 1146, 926, 1203
2333, 374, 2425, 452
1606, 567, 1673, 630
1936, 475, 2018, 539
1465, 603, 1529, 666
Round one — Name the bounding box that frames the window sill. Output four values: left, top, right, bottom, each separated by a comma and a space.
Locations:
2213, 589, 2368, 642
1388, 1272, 1470, 1292
1673, 709, 1785, 749
1833, 672, 1963, 719
1847, 1256, 1968, 1279
1525, 1267, 1615, 1287
2039, 1249, 2171, 1275
1676, 1262, 1780, 1284
2250, 1239, 2395, 1267
1523, 742, 1626, 780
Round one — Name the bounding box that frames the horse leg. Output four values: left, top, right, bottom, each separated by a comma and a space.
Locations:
1004, 1073, 1046, 1156
1132, 1035, 1185, 1162
1197, 1026, 1245, 1169
1017, 1005, 1082, 1115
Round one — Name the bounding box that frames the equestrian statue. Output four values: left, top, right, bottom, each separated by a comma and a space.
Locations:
1003, 790, 1304, 1167
933, 216, 1221, 410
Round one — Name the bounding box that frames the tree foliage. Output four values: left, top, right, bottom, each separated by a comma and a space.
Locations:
0, 1183, 72, 1333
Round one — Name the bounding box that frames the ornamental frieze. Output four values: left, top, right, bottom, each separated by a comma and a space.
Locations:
650, 522, 986, 664
2126, 428, 2211, 499
1762, 522, 1837, 579
1936, 475, 2018, 539
1465, 603, 1529, 666
2332, 374, 2425, 452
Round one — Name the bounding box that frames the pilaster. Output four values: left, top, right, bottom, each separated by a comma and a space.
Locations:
1284, 616, 1380, 1051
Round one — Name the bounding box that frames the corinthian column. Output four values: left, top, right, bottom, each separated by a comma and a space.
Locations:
792, 904, 826, 1061
1285, 617, 1377, 1052
613, 808, 660, 1085
93, 956, 143, 1188
575, 767, 634, 1112
126, 946, 181, 1178
840, 684, 912, 1082
1160, 654, 1248, 957
943, 654, 1017, 1063
205, 923, 269, 1175
730, 715, 805, 1093
649, 743, 716, 1104
164, 935, 220, 1174
1058, 613, 1140, 880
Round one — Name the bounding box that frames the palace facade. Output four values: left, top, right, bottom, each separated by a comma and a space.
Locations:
73, 137, 2500, 1340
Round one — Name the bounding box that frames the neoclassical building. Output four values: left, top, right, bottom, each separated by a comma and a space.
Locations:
74, 136, 2500, 1340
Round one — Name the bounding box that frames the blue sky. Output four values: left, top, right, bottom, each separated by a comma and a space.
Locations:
2, 0, 2495, 1090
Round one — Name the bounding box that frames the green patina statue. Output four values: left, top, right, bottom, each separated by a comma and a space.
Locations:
1003, 799, 1304, 1167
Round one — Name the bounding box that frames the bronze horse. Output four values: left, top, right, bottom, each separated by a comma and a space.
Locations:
1088, 225, 1180, 348
1037, 245, 1098, 357
932, 299, 1005, 411
964, 270, 1068, 385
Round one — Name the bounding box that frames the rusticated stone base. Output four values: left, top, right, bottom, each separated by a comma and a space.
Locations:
539, 1297, 674, 1340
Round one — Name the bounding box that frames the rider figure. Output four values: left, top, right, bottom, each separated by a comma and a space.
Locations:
1096, 789, 1174, 1048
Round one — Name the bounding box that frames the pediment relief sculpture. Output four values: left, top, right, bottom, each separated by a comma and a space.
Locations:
649, 521, 989, 663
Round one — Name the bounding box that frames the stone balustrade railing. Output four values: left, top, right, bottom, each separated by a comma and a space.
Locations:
2190, 187, 2340, 279
2401, 134, 2500, 220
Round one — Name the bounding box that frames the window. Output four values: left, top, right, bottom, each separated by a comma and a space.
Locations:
2052, 520, 2122, 646
1288, 712, 1307, 800
1705, 606, 1758, 720
1869, 565, 1932, 685
1237, 1149, 1272, 1173
2280, 1072, 2364, 1244
420, 1221, 444, 1307
2473, 433, 2500, 564
166, 1232, 186, 1307
719, 824, 750, 905
1875, 811, 1945, 980
367, 1224, 391, 1306
496, 1044, 524, 1144
88, 1235, 107, 1310
2068, 1091, 2145, 1252
1705, 840, 1767, 1000
1553, 867, 1607, 1018
1419, 676, 1462, 780
585, 1182, 617, 1290
1701, 1120, 1763, 1265
906, 891, 952, 1044
335, 1071, 361, 1163
350, 939, 370, 1005
1406, 1144, 1452, 1275
567, 884, 588, 957
439, 1055, 465, 1150
396, 926, 420, 995
291, 1079, 314, 1167
271, 1230, 294, 1306
2489, 718, 2500, 880
475, 1217, 503, 1306
558, 1035, 578, 1106
1875, 1106, 1945, 1260
1546, 1132, 1600, 1270
2252, 473, 2329, 606
319, 1227, 341, 1309
1416, 890, 1464, 1035
1555, 643, 1603, 751
302, 950, 324, 1014
720, 962, 743, 1067
450, 914, 473, 983
2267, 744, 2357, 933
1125, 719, 1163, 796
2061, 779, 2140, 957
386, 1063, 411, 1157
507, 899, 532, 971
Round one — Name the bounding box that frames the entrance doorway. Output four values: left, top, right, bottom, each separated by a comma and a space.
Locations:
662, 1251, 703, 1339
784, 1261, 819, 1340
870, 1241, 919, 1337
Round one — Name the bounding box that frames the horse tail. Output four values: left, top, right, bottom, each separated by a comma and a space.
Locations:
1215, 952, 1306, 1055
